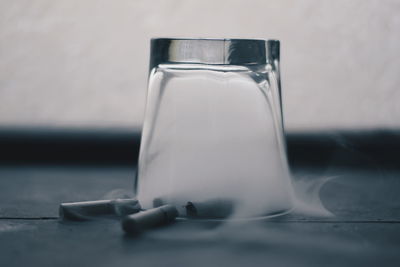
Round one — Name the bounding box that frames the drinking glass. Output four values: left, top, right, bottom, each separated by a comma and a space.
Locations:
136, 38, 293, 218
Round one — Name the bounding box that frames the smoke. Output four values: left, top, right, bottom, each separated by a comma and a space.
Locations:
290, 175, 336, 218
128, 175, 348, 261
137, 65, 294, 218
103, 188, 134, 199
133, 61, 337, 234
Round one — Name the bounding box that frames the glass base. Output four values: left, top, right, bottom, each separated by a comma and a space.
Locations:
176, 207, 293, 222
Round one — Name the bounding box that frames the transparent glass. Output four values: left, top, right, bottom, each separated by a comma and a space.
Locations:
136, 38, 294, 219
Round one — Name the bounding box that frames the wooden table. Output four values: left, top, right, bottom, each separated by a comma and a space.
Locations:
1, 165, 399, 267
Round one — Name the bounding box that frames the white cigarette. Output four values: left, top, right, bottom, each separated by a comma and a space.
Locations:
59, 199, 141, 221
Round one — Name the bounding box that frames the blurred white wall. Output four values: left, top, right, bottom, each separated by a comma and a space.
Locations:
1, 0, 399, 131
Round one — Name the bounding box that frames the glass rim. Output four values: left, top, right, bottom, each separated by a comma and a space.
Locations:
150, 38, 280, 67
151, 37, 279, 42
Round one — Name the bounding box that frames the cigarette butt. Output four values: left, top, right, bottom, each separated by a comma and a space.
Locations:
122, 204, 178, 235
59, 199, 141, 221
185, 198, 234, 219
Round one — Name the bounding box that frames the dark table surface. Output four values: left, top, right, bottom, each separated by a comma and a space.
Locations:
1, 164, 399, 267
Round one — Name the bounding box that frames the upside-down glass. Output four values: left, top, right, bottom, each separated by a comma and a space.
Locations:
136, 38, 294, 218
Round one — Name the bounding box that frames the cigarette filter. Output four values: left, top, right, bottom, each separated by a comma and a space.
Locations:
122, 204, 178, 234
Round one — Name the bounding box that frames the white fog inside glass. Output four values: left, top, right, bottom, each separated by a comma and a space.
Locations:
137, 64, 294, 218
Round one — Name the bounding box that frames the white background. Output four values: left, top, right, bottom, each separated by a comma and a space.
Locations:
1, 0, 399, 132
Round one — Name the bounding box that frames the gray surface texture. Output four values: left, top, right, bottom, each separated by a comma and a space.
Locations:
0, 166, 399, 266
